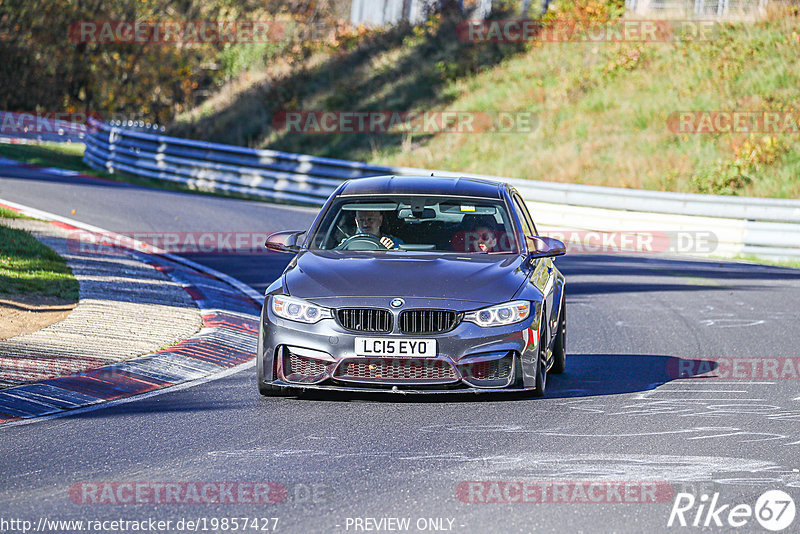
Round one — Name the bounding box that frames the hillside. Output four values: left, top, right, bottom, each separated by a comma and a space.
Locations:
169, 0, 800, 198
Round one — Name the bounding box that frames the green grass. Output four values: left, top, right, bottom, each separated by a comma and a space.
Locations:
7, 6, 799, 201
0, 225, 79, 301
370, 15, 800, 197
0, 143, 92, 174
729, 254, 800, 270
167, 2, 800, 199
0, 207, 29, 219
0, 142, 147, 185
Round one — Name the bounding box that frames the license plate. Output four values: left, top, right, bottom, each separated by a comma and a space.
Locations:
355, 337, 437, 357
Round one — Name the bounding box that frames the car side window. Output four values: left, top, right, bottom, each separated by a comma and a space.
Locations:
512, 194, 537, 237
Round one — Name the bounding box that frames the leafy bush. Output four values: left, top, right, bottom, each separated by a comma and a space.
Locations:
690, 135, 788, 195
0, 0, 345, 124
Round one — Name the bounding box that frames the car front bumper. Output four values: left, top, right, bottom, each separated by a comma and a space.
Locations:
258, 300, 544, 392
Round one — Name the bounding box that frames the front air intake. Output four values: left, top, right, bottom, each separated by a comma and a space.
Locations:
458, 352, 515, 388
334, 358, 458, 383
282, 347, 329, 384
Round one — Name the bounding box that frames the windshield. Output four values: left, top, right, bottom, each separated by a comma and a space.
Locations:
307, 196, 519, 253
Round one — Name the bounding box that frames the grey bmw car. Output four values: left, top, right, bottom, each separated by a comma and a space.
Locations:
258, 175, 566, 396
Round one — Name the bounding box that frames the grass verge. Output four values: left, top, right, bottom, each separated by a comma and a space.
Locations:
729, 254, 800, 270
0, 143, 94, 175
169, 1, 800, 198
0, 224, 79, 301
0, 207, 29, 219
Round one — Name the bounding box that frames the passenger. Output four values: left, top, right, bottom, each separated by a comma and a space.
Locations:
470, 223, 499, 252
451, 216, 500, 252
461, 216, 500, 252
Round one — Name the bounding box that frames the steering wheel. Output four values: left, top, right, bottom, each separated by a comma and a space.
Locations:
336, 233, 387, 250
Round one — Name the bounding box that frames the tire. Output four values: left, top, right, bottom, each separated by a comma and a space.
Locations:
550, 301, 566, 374
532, 322, 547, 397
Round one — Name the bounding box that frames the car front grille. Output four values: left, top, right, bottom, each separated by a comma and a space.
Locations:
334, 358, 458, 383
399, 310, 460, 334
336, 308, 393, 333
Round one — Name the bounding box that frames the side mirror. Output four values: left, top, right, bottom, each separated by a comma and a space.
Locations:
526, 236, 566, 259
265, 230, 305, 254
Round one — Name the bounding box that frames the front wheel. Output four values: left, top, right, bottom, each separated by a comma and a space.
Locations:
550, 301, 566, 374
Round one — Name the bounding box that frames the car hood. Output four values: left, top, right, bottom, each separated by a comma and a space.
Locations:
284, 251, 528, 307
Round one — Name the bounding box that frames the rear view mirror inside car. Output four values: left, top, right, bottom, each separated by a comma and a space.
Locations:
398, 207, 436, 220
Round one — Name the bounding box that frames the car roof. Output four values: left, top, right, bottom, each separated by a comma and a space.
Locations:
337, 175, 505, 199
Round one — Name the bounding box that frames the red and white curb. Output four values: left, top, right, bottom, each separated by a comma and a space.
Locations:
0, 199, 264, 426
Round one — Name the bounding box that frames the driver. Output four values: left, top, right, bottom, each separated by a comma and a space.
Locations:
352, 210, 403, 249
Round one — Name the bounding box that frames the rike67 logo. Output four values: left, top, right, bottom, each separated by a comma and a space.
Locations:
668, 490, 796, 531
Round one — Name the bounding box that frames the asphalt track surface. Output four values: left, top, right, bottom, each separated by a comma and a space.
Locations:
2, 165, 800, 533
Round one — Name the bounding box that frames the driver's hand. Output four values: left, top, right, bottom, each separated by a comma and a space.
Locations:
380, 236, 395, 249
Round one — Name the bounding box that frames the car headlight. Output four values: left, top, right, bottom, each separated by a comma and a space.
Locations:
271, 295, 332, 324
464, 300, 531, 327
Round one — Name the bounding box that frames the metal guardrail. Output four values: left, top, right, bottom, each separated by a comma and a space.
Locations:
83, 118, 386, 205
625, 0, 769, 18
83, 118, 800, 261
